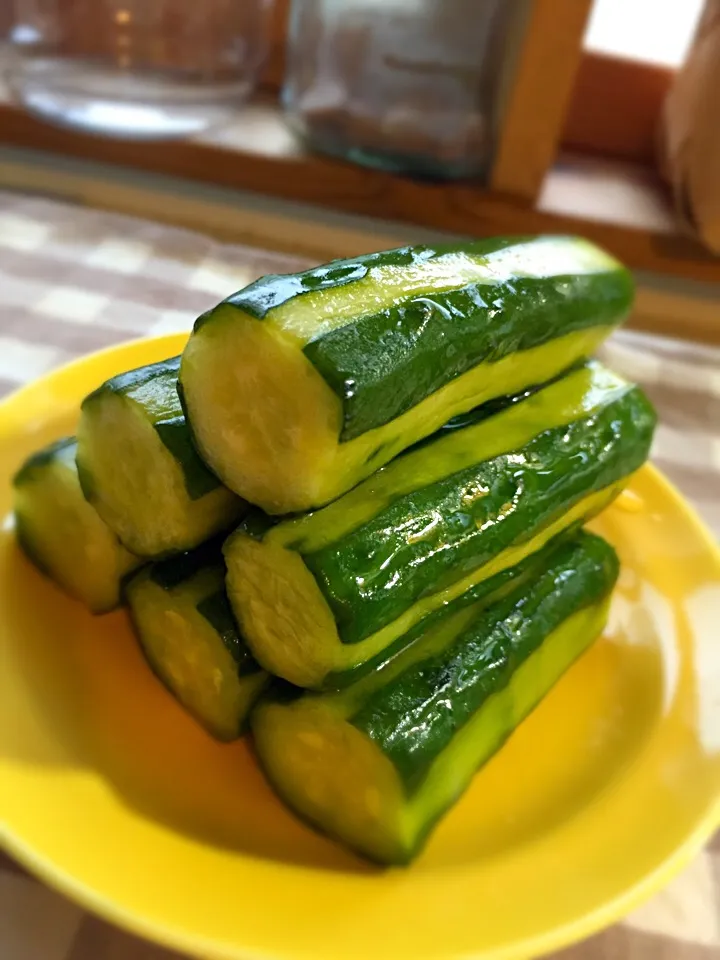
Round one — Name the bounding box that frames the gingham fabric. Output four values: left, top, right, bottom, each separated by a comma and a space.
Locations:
0, 191, 718, 960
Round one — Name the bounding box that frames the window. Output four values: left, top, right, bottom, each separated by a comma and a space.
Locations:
562, 0, 706, 163
585, 0, 704, 67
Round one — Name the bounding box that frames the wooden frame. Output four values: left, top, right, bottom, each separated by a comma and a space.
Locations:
260, 0, 599, 203
0, 0, 683, 177
489, 0, 594, 199
256, 0, 675, 193
0, 0, 718, 325
562, 52, 674, 165
261, 0, 290, 91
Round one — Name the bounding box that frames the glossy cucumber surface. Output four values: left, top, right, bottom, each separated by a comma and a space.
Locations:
252, 532, 619, 864
225, 237, 632, 439
180, 236, 631, 513
13, 437, 141, 612
323, 537, 552, 690
77, 357, 245, 557
224, 363, 655, 688
304, 380, 651, 645
350, 534, 618, 791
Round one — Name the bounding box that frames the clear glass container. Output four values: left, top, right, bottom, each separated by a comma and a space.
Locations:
5, 0, 271, 139
283, 0, 524, 180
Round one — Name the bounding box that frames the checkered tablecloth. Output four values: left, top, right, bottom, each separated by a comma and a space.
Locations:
0, 190, 718, 960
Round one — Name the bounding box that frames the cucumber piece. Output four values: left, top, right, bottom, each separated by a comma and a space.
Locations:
13, 437, 142, 612
321, 529, 571, 691
77, 356, 246, 557
126, 539, 269, 741
180, 236, 633, 513
253, 531, 619, 864
224, 362, 655, 689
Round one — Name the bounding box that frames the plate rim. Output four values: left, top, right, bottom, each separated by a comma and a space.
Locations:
1, 334, 719, 960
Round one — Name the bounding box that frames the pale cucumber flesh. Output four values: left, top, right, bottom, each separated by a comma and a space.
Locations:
13, 438, 141, 612
127, 564, 268, 741
253, 598, 611, 864
182, 320, 615, 514
77, 391, 243, 557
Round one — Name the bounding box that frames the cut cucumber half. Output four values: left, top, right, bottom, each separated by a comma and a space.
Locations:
224, 362, 655, 689
253, 531, 619, 864
126, 539, 268, 741
13, 437, 142, 612
180, 236, 633, 513
77, 356, 245, 557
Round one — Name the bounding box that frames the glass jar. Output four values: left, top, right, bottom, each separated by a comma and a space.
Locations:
283, 0, 524, 180
6, 0, 271, 139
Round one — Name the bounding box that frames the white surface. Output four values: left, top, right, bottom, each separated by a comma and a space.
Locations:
586, 0, 704, 67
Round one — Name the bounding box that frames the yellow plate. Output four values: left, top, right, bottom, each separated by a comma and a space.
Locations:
1, 335, 719, 960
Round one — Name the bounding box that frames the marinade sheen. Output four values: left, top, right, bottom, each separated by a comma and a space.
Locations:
179, 236, 633, 513
253, 532, 619, 864
224, 362, 655, 689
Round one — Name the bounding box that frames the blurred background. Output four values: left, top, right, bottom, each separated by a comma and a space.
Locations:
0, 2, 719, 960
0, 0, 719, 290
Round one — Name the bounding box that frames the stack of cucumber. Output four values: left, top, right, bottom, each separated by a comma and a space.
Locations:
13, 236, 656, 865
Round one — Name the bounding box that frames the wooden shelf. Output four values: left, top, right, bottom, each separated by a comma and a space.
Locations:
1, 98, 719, 284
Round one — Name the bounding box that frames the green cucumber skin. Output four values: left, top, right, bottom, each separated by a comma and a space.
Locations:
12, 436, 77, 487
153, 417, 220, 500
350, 532, 619, 794
302, 385, 655, 645
254, 532, 618, 864
81, 357, 221, 502
234, 507, 279, 541
14, 440, 81, 579
13, 436, 142, 613
196, 590, 263, 677
148, 535, 227, 589
83, 356, 182, 402
196, 237, 633, 441
14, 512, 51, 578
304, 270, 630, 441
321, 534, 563, 691
193, 245, 471, 331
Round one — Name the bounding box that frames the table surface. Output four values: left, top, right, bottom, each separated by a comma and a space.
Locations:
0, 190, 718, 960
